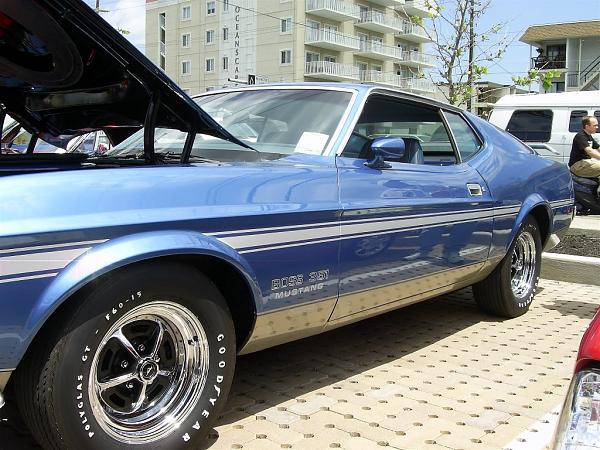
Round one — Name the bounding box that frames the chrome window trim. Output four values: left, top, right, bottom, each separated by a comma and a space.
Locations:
439, 109, 462, 164
443, 110, 487, 163
335, 85, 374, 157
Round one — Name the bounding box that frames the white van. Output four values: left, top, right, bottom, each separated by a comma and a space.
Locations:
489, 91, 600, 164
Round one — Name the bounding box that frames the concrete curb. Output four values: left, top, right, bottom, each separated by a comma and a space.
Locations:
541, 252, 600, 286
569, 216, 600, 238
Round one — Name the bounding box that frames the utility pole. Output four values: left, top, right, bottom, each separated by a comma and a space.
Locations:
467, 0, 475, 112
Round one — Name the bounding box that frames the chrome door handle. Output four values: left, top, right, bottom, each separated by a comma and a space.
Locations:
467, 183, 483, 196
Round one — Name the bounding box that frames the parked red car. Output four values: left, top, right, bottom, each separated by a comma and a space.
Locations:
553, 307, 600, 449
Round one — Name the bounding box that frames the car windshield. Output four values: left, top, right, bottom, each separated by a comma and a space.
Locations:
106, 88, 353, 161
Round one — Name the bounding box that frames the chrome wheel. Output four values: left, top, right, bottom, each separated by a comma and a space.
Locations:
88, 301, 209, 444
510, 231, 537, 298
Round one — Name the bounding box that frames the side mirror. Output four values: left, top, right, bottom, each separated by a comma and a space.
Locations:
365, 137, 405, 169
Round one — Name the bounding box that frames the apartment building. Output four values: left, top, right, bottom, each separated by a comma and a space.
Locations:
520, 20, 600, 93
145, 0, 436, 95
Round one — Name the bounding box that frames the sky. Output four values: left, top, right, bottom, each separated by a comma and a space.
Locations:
87, 0, 600, 87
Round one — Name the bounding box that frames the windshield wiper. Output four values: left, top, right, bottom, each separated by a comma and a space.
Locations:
154, 151, 221, 164
91, 151, 222, 164
91, 152, 142, 159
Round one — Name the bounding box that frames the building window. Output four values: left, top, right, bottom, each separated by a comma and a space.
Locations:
223, 0, 229, 12
324, 55, 337, 63
159, 12, 166, 70
281, 18, 292, 33
280, 49, 291, 65
206, 30, 215, 44
359, 4, 368, 18
207, 1, 216, 15
222, 56, 229, 70
305, 51, 320, 63
181, 33, 191, 48
181, 60, 191, 75
206, 58, 215, 72
223, 27, 229, 41
181, 5, 191, 20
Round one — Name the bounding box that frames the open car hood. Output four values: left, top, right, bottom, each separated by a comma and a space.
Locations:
0, 0, 247, 150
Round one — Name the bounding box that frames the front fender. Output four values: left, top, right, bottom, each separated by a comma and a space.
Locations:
21, 230, 262, 358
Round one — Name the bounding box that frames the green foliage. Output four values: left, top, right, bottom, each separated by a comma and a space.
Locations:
409, 15, 424, 26
512, 69, 561, 92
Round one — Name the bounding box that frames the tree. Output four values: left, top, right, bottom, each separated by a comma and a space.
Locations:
512, 69, 562, 93
422, 0, 510, 106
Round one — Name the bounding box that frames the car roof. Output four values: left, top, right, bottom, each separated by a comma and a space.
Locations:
195, 82, 461, 113
495, 91, 600, 108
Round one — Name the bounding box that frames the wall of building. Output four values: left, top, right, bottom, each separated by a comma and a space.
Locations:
145, 0, 436, 95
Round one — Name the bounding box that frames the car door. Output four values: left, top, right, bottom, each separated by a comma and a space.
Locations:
331, 93, 494, 322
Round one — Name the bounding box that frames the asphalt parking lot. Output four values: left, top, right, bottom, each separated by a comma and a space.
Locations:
1, 279, 598, 450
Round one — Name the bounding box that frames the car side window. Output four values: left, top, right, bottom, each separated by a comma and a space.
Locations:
443, 111, 482, 162
569, 110, 588, 132
341, 95, 458, 165
506, 110, 553, 142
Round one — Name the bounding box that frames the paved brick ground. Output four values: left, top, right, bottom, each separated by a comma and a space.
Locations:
1, 280, 599, 450
204, 280, 599, 450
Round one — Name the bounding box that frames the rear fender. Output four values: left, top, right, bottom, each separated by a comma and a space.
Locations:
508, 195, 552, 248
22, 230, 261, 357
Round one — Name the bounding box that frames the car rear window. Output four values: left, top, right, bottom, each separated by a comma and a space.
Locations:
506, 110, 553, 142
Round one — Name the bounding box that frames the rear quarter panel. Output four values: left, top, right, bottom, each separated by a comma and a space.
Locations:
466, 114, 573, 260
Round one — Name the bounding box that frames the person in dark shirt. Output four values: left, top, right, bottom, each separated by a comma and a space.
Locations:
569, 116, 600, 193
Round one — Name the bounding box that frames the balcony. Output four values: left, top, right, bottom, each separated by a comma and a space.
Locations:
401, 50, 435, 67
305, 28, 360, 51
405, 77, 436, 92
357, 40, 404, 61
399, 20, 432, 43
355, 11, 404, 34
369, 0, 405, 7
305, 0, 360, 21
400, 0, 434, 17
531, 56, 566, 70
305, 61, 360, 81
360, 71, 436, 93
360, 70, 396, 85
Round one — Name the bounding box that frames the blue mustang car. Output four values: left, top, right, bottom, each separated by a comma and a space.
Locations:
0, 1, 573, 449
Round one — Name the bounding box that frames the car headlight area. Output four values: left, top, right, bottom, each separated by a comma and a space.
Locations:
554, 368, 600, 449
